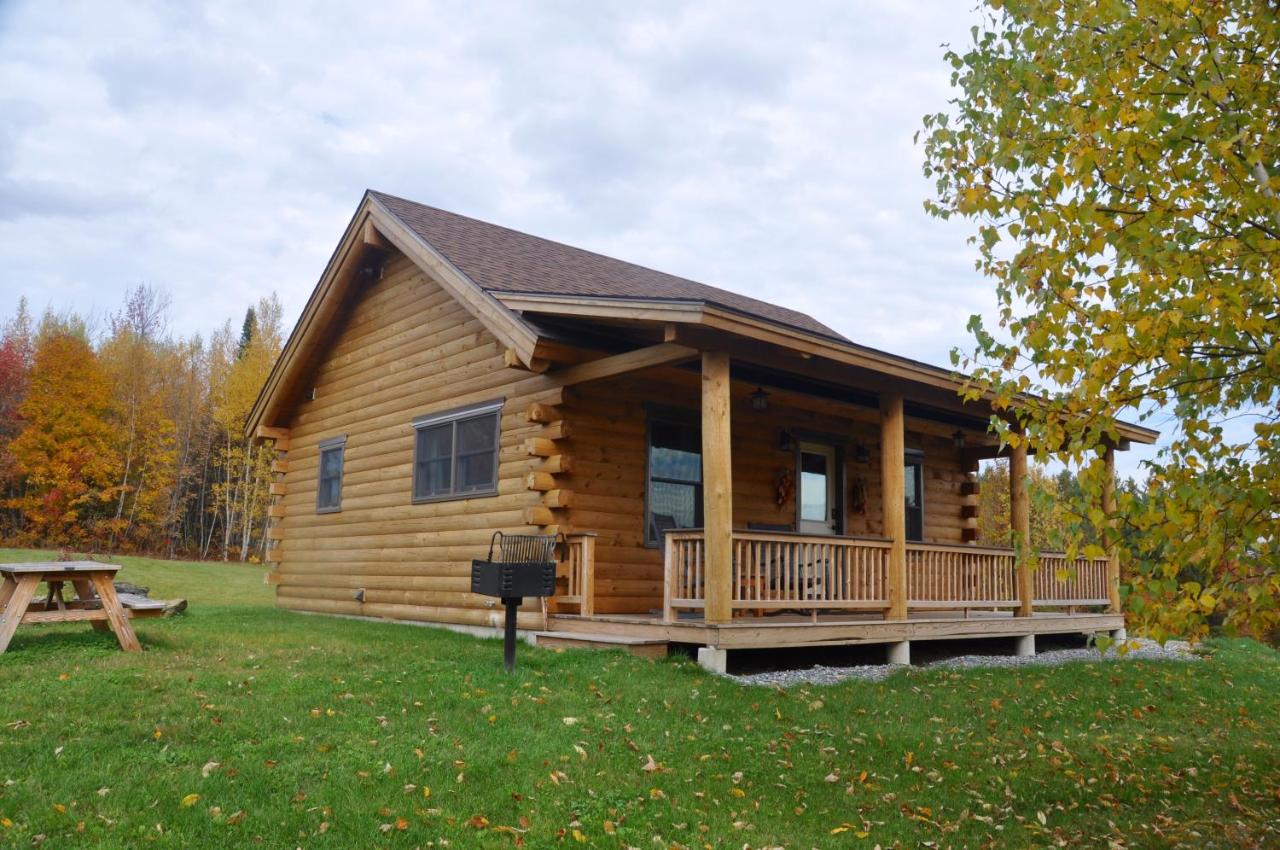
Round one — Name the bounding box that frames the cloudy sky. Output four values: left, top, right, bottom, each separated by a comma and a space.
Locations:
0, 1, 1160, 473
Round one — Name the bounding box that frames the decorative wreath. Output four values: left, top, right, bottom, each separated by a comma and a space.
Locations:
775, 467, 795, 507
850, 474, 868, 515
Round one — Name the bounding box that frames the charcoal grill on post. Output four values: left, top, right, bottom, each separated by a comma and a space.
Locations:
471, 531, 560, 672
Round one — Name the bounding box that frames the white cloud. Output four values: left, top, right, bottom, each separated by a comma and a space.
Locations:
0, 0, 1160, 475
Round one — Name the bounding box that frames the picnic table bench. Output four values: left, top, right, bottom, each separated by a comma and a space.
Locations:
0, 562, 161, 653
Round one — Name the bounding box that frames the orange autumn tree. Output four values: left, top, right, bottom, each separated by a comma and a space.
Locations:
6, 322, 121, 546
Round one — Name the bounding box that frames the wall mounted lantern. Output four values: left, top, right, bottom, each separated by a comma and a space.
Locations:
750, 386, 770, 411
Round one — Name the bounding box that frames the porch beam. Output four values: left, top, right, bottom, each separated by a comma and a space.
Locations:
702, 351, 734, 625
1103, 447, 1121, 614
552, 343, 698, 386
1011, 441, 1033, 617
880, 394, 908, 620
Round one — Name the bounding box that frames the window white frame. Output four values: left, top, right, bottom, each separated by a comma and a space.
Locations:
316, 435, 346, 514
412, 399, 504, 503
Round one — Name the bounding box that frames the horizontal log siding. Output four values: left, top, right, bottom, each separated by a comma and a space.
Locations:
276, 252, 547, 630
559, 372, 970, 615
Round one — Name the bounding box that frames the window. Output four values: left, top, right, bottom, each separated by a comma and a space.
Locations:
797, 441, 841, 535
412, 400, 503, 502
904, 450, 924, 541
646, 416, 702, 545
316, 436, 346, 513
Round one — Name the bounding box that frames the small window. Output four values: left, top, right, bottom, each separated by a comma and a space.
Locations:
316, 436, 346, 513
646, 416, 702, 546
904, 450, 924, 541
413, 400, 503, 502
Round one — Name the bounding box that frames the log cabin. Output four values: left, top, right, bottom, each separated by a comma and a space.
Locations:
247, 190, 1158, 670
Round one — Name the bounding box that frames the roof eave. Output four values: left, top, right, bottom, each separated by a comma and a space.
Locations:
493, 291, 1160, 447
245, 193, 545, 440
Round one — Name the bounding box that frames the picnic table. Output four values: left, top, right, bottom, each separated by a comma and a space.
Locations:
0, 562, 160, 653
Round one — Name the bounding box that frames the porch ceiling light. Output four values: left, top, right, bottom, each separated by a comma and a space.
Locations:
750, 386, 769, 411
952, 429, 966, 449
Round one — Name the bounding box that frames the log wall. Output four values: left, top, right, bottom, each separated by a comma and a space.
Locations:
274, 252, 553, 630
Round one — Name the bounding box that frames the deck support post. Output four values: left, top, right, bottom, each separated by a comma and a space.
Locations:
1011, 441, 1033, 617
1014, 633, 1036, 657
1103, 447, 1122, 614
701, 351, 734, 625
887, 640, 910, 665
696, 646, 728, 674
880, 394, 907, 620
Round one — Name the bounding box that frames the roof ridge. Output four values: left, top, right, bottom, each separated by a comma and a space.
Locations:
367, 189, 848, 341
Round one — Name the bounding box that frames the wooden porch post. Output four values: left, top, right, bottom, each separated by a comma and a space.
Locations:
880, 394, 907, 620
701, 351, 734, 625
1103, 446, 1121, 614
1011, 441, 1033, 617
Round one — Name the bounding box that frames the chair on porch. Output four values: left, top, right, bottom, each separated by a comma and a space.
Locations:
650, 513, 679, 543
743, 522, 838, 619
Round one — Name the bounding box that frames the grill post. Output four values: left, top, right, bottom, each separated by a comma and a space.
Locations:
502, 597, 520, 672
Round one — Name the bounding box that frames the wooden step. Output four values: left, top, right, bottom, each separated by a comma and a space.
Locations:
533, 631, 669, 659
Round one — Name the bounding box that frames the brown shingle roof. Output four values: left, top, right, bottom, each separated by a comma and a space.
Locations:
370, 190, 848, 342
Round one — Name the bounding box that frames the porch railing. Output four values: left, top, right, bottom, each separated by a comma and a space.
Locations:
663, 530, 890, 621
1033, 553, 1110, 606
661, 530, 1111, 621
551, 533, 596, 616
906, 542, 1019, 608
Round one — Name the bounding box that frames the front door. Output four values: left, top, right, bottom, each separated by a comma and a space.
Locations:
798, 442, 839, 535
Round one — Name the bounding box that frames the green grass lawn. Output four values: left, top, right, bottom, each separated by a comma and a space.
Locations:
0, 550, 1277, 848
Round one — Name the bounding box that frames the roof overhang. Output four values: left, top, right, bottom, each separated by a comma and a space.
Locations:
495, 292, 1160, 446
244, 193, 542, 438
247, 194, 1159, 449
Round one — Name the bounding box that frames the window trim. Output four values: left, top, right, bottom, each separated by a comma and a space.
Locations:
644, 406, 703, 548
316, 435, 347, 514
411, 399, 504, 504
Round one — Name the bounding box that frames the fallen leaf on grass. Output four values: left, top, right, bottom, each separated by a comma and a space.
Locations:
180, 794, 200, 808
201, 761, 220, 778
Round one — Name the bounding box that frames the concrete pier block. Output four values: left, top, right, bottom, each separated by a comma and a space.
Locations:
1111, 627, 1128, 643
1015, 634, 1036, 657
887, 640, 911, 665
697, 646, 728, 674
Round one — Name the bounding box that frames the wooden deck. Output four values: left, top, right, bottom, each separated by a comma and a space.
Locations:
549, 528, 1121, 664
546, 609, 1124, 651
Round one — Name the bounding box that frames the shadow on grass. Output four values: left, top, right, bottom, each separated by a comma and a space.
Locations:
0, 623, 180, 657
